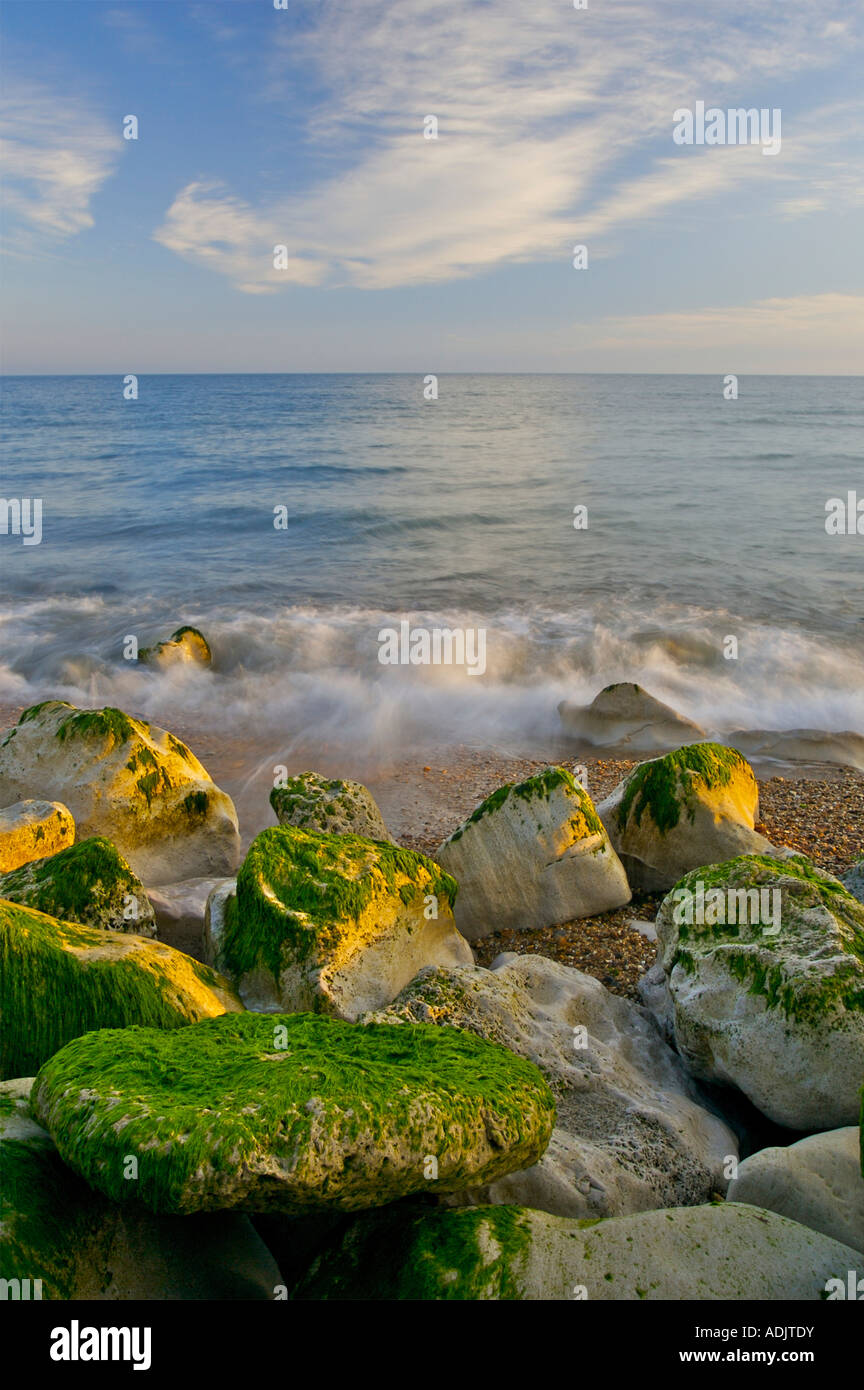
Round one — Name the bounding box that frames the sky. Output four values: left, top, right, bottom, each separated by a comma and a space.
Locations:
1, 0, 863, 373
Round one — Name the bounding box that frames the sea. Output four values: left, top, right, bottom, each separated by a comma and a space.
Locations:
2, 373, 863, 779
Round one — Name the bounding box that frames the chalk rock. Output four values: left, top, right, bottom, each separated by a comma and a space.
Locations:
597, 742, 773, 892
0, 799, 74, 872
366, 953, 736, 1220
558, 683, 705, 751
270, 772, 391, 842
0, 836, 156, 936
437, 767, 631, 940
0, 701, 240, 885
655, 853, 864, 1128
728, 1127, 864, 1253
205, 826, 471, 1018
292, 1200, 864, 1301
138, 625, 211, 669
31, 1012, 556, 1216
0, 898, 242, 1079
0, 1078, 280, 1300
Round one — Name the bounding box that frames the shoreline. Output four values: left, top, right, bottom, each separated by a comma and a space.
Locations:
2, 700, 860, 1001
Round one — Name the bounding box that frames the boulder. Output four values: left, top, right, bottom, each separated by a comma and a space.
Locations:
366, 954, 736, 1220
31, 1011, 556, 1216
0, 898, 242, 1079
292, 1200, 864, 1301
270, 772, 391, 842
0, 1078, 281, 1300
558, 683, 705, 751
0, 799, 74, 872
0, 836, 156, 937
146, 874, 233, 955
727, 1128, 864, 1253
726, 728, 864, 774
0, 701, 240, 884
138, 625, 211, 669
597, 742, 774, 892
655, 853, 864, 1128
207, 826, 471, 1018
436, 767, 631, 940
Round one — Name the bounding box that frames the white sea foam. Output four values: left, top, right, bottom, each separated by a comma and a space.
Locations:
1, 597, 862, 764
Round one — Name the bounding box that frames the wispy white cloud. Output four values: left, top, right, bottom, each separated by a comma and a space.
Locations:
153, 0, 864, 293
0, 79, 121, 249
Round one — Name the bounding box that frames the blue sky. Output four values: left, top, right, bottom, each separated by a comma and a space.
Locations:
1, 0, 863, 372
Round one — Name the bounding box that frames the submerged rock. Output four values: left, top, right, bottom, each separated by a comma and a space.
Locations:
597, 742, 773, 892
558, 683, 705, 751
0, 1078, 281, 1300
292, 1200, 864, 1301
726, 727, 864, 774
270, 772, 391, 842
31, 1012, 556, 1216
436, 767, 631, 940
0, 799, 75, 873
727, 1128, 864, 1254
655, 853, 864, 1128
0, 701, 240, 885
206, 826, 471, 1018
366, 954, 735, 1220
0, 898, 242, 1079
0, 836, 156, 937
138, 625, 212, 669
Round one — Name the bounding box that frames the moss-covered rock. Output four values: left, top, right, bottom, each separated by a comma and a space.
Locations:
0, 898, 242, 1079
655, 853, 864, 1128
138, 625, 211, 668
31, 1011, 556, 1216
270, 772, 391, 842
597, 742, 773, 891
0, 799, 75, 873
208, 826, 471, 1018
365, 955, 735, 1220
436, 767, 631, 939
0, 701, 240, 884
291, 1200, 864, 1301
0, 1078, 281, 1300
0, 836, 156, 936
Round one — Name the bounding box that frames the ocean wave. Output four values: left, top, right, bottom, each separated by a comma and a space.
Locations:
1, 597, 862, 762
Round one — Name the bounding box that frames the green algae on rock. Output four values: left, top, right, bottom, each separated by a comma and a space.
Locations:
0, 700, 240, 885
0, 798, 75, 873
209, 825, 470, 1018
0, 836, 156, 937
138, 625, 212, 668
0, 898, 242, 1079
436, 766, 630, 939
291, 1200, 864, 1301
31, 1011, 556, 1216
655, 853, 864, 1128
0, 1078, 281, 1300
597, 742, 773, 892
270, 771, 392, 842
